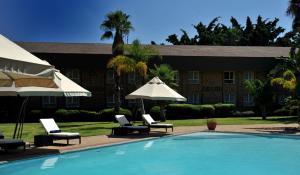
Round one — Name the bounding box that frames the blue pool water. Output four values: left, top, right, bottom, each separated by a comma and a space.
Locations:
1, 132, 300, 175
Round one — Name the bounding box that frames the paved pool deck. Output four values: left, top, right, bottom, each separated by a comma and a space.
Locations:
1, 123, 300, 163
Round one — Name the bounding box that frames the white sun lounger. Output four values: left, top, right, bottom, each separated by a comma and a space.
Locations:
40, 118, 81, 145
112, 115, 149, 135
142, 114, 173, 132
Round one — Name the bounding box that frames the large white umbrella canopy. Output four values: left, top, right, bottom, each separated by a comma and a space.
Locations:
125, 76, 186, 101
0, 34, 52, 74
17, 72, 91, 97
0, 34, 91, 97
0, 34, 91, 138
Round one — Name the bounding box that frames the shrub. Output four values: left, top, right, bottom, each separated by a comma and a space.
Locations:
213, 103, 235, 117
165, 104, 214, 119
289, 106, 298, 116
273, 108, 292, 116
99, 108, 132, 121
233, 110, 255, 117
28, 110, 43, 122
198, 105, 215, 118
54, 109, 81, 122
149, 106, 161, 120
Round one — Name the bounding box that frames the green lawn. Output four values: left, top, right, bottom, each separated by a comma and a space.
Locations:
0, 116, 297, 143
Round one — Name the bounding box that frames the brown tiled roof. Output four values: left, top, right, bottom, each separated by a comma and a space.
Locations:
17, 42, 290, 58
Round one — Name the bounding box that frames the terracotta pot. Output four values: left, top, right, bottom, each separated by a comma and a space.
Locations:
207, 122, 217, 130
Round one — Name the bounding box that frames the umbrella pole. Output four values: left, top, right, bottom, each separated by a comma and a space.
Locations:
18, 97, 29, 138
13, 97, 29, 139
141, 99, 145, 114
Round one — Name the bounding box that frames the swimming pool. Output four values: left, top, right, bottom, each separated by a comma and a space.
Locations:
1, 132, 300, 175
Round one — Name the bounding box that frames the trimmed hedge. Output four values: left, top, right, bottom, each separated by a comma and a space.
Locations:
26, 109, 101, 122
165, 104, 215, 119
213, 103, 235, 117
150, 103, 235, 120
149, 106, 161, 120
99, 108, 132, 121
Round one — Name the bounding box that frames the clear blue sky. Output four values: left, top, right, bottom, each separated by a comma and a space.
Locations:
0, 0, 293, 44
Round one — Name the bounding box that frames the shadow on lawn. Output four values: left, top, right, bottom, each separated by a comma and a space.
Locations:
59, 123, 113, 128
247, 116, 299, 124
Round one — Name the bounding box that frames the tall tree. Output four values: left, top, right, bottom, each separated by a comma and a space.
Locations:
287, 0, 300, 32
165, 16, 289, 46
148, 64, 179, 89
101, 10, 133, 113
244, 79, 274, 119
125, 39, 160, 79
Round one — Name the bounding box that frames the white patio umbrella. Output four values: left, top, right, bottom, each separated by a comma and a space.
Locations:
125, 76, 186, 115
0, 34, 52, 74
0, 34, 91, 138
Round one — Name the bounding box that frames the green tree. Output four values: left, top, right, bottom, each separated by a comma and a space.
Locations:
101, 10, 133, 113
148, 64, 179, 121
271, 70, 296, 92
165, 16, 290, 46
244, 79, 274, 119
125, 39, 159, 77
287, 0, 300, 32
148, 64, 178, 88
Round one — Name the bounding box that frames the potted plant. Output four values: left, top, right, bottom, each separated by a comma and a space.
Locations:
207, 118, 217, 130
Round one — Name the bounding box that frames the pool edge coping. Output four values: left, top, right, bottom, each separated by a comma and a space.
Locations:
1, 129, 300, 165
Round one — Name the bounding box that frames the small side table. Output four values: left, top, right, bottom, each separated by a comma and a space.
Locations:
34, 135, 53, 147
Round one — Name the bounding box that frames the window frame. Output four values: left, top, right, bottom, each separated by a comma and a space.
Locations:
244, 71, 254, 81
128, 72, 136, 84
106, 70, 114, 84
187, 92, 200, 104
42, 96, 57, 108
243, 94, 254, 106
66, 69, 80, 83
224, 71, 235, 84
188, 71, 200, 84
65, 97, 80, 108
106, 94, 115, 107
174, 71, 180, 84
223, 93, 236, 104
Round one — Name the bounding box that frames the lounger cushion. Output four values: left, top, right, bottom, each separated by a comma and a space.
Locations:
50, 130, 61, 133
49, 132, 80, 138
142, 114, 173, 127
150, 123, 173, 127
122, 126, 148, 129
115, 115, 130, 126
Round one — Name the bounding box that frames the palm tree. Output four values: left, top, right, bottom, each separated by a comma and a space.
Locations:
244, 79, 274, 120
148, 64, 178, 88
125, 39, 160, 79
101, 10, 133, 56
101, 10, 133, 113
287, 0, 300, 32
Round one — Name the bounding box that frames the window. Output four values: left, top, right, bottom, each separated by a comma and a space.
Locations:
224, 71, 235, 84
66, 69, 80, 83
244, 71, 254, 81
224, 93, 235, 104
128, 72, 136, 84
187, 93, 200, 104
106, 70, 114, 84
65, 97, 80, 108
106, 94, 115, 107
174, 71, 179, 84
243, 94, 254, 106
42, 96, 57, 108
128, 99, 137, 107
188, 71, 199, 84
